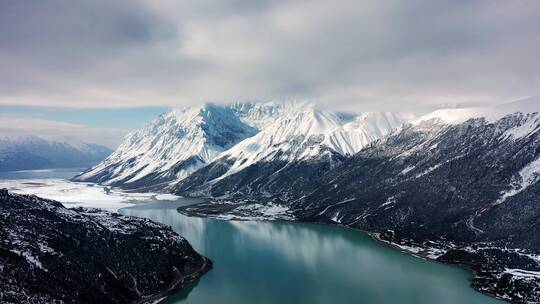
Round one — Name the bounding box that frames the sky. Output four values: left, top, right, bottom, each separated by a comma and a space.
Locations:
1, 0, 539, 146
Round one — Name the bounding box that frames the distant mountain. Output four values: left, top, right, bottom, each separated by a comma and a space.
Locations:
75, 101, 405, 191
0, 135, 111, 172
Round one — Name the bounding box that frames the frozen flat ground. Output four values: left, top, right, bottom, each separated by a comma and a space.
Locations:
0, 179, 178, 212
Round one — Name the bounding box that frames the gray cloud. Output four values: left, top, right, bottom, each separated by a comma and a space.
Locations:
0, 0, 539, 112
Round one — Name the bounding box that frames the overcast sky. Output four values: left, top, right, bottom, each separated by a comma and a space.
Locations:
1, 0, 539, 114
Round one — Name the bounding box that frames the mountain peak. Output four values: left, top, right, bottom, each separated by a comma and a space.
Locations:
414, 97, 540, 125
75, 103, 256, 188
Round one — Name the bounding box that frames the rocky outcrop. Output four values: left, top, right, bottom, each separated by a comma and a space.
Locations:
0, 189, 211, 304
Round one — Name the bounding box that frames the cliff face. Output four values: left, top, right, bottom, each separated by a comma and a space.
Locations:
0, 189, 211, 304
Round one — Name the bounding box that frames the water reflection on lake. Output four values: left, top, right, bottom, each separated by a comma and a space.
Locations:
121, 200, 504, 304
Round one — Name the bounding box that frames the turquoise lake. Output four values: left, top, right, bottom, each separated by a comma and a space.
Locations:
121, 200, 505, 304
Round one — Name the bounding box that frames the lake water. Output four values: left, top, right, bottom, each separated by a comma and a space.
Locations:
121, 201, 505, 304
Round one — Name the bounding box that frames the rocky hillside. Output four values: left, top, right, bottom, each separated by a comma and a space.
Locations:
0, 189, 211, 304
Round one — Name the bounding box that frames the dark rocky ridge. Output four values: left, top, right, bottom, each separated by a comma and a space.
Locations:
173, 148, 345, 198
177, 113, 540, 303
0, 189, 211, 304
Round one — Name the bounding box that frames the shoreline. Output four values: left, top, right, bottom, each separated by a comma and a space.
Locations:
133, 257, 213, 304
176, 206, 517, 304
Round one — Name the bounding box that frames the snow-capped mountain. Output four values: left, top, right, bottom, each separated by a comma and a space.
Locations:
0, 135, 111, 172
73, 104, 258, 189
173, 103, 404, 197
226, 104, 403, 166
76, 101, 405, 191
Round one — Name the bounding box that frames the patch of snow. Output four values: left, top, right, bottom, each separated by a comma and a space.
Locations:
400, 166, 415, 175
330, 211, 343, 223
10, 249, 45, 271
235, 203, 294, 220
500, 113, 540, 141
318, 198, 356, 216
416, 164, 442, 178
380, 196, 396, 207
495, 156, 540, 205
504, 268, 540, 279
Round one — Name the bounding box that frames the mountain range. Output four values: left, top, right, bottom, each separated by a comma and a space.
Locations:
0, 135, 112, 172
75, 98, 540, 303
74, 101, 404, 191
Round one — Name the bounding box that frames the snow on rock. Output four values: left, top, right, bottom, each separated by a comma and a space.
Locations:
495, 156, 540, 205
400, 166, 415, 175
504, 269, 540, 279
500, 113, 540, 141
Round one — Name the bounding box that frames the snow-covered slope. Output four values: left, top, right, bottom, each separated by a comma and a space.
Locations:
78, 101, 405, 190
230, 100, 310, 129
73, 104, 257, 189
173, 103, 405, 197
214, 104, 404, 179
0, 135, 111, 172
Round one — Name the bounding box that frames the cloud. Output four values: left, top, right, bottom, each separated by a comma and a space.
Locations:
0, 116, 126, 148
0, 0, 539, 112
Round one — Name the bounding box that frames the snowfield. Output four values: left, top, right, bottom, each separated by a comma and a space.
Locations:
0, 179, 179, 212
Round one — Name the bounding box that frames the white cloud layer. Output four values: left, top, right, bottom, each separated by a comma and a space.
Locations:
0, 116, 126, 148
0, 0, 539, 112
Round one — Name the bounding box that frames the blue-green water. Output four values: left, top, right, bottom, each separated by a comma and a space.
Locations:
121, 201, 504, 304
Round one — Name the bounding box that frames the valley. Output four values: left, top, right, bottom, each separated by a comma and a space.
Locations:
3, 99, 540, 303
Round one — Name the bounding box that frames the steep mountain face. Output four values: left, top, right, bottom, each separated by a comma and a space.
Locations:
73, 104, 257, 189
173, 104, 404, 197
0, 189, 211, 304
0, 135, 111, 172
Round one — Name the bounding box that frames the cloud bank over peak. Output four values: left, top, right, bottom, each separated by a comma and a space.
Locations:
0, 0, 539, 112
